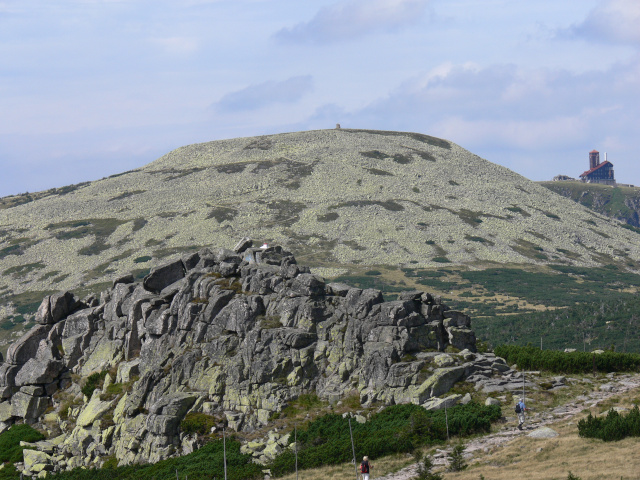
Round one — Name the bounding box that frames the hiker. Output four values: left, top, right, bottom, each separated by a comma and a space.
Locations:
515, 397, 526, 430
260, 243, 269, 250
360, 456, 372, 480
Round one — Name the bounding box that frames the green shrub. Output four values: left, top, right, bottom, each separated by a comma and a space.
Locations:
414, 451, 442, 480
447, 443, 467, 471
50, 438, 261, 480
0, 424, 46, 463
180, 412, 218, 436
494, 345, 640, 374
578, 406, 640, 441
82, 371, 108, 398
269, 402, 500, 477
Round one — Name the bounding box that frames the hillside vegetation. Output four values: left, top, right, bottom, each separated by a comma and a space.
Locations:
540, 181, 640, 228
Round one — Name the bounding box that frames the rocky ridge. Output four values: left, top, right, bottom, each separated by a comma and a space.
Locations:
0, 239, 517, 476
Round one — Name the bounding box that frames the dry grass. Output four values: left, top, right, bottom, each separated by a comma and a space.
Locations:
446, 429, 640, 480
275, 452, 415, 480
437, 383, 640, 480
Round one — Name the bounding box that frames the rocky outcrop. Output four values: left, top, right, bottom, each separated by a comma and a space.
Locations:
0, 241, 484, 474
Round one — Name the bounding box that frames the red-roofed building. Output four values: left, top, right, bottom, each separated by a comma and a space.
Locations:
580, 150, 616, 185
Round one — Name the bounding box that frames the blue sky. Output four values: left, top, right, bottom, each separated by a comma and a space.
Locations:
1, 0, 639, 197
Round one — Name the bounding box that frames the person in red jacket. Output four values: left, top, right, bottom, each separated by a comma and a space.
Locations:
360, 456, 372, 480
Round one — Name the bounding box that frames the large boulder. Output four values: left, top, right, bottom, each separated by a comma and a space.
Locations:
76, 393, 119, 428
10, 391, 49, 421
14, 357, 64, 386
143, 259, 186, 293
35, 292, 77, 325
5, 325, 51, 366
413, 366, 466, 403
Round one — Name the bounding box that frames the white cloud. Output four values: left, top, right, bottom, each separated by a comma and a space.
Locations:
274, 0, 430, 44
313, 58, 640, 183
150, 36, 199, 55
569, 0, 640, 45
213, 76, 314, 112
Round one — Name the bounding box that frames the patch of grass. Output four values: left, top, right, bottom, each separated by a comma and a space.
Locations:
39, 270, 61, 281
361, 150, 389, 160
317, 212, 339, 222
432, 257, 451, 263
108, 190, 146, 202
365, 168, 394, 176
512, 239, 547, 260
3, 262, 46, 277
329, 200, 404, 212
506, 205, 531, 217
0, 424, 46, 463
132, 218, 147, 232
180, 412, 218, 436
392, 153, 412, 164
244, 137, 272, 150
260, 316, 282, 329
464, 235, 494, 245
265, 200, 307, 226
207, 206, 238, 223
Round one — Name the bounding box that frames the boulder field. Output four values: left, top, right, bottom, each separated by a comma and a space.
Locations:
0, 239, 508, 475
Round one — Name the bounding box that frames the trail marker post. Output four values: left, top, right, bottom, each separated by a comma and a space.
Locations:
223, 427, 228, 480
349, 418, 358, 480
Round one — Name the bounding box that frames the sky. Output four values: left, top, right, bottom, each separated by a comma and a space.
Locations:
1, 0, 639, 197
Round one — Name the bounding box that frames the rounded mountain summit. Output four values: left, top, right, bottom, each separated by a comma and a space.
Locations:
1, 128, 639, 300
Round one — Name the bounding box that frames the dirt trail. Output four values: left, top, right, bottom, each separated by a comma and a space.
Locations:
374, 373, 640, 480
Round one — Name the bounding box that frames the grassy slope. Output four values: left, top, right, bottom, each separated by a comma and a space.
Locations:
540, 181, 640, 228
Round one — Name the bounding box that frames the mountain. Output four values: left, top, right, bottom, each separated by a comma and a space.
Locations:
540, 181, 640, 228
2, 129, 640, 351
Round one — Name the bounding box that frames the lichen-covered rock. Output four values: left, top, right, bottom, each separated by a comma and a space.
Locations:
0, 401, 12, 422
76, 393, 118, 428
0, 241, 489, 472
10, 391, 49, 421
413, 366, 466, 403
143, 259, 186, 293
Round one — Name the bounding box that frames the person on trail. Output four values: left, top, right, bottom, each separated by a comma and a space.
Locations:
515, 398, 526, 430
360, 456, 372, 480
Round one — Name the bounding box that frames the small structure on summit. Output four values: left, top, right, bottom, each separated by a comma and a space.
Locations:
580, 149, 615, 185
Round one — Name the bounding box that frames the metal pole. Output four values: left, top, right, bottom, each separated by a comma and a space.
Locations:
445, 402, 450, 441
295, 425, 298, 480
176, 468, 179, 480
223, 427, 228, 480
349, 418, 358, 480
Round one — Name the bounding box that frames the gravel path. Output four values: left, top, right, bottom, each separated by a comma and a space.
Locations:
374, 373, 640, 480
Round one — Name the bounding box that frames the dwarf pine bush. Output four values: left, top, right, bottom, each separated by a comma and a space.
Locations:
578, 405, 640, 441
494, 345, 640, 374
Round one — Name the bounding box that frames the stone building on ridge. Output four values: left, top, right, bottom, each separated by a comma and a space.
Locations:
580, 149, 616, 185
